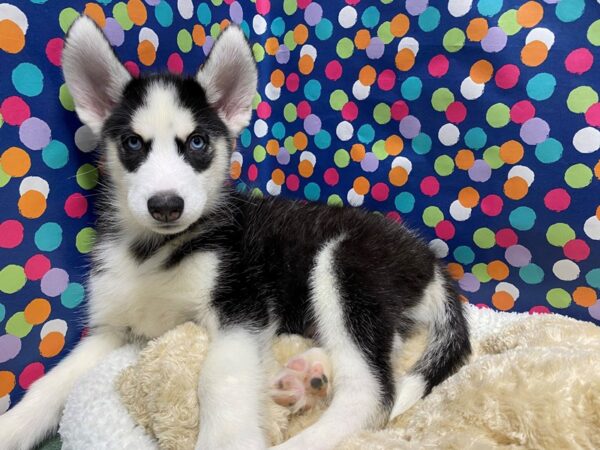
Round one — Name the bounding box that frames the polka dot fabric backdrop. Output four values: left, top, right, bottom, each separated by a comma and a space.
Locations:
1, 0, 599, 411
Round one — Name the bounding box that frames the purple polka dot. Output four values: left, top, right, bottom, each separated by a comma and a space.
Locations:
303, 114, 322, 135
304, 2, 323, 26
360, 152, 379, 172
103, 18, 124, 47
399, 115, 421, 139
0, 334, 21, 363
459, 273, 481, 292
19, 117, 51, 150
203, 37, 214, 55
468, 159, 492, 182
229, 1, 243, 24
589, 300, 600, 320
366, 37, 384, 59
41, 268, 69, 297
144, 0, 160, 5
277, 148, 290, 165
481, 27, 507, 53
405, 0, 429, 16
276, 45, 290, 64
505, 245, 532, 267
520, 117, 550, 145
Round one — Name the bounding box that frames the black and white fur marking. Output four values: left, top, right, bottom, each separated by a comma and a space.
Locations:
0, 16, 471, 450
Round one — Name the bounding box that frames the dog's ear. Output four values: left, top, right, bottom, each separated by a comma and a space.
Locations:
62, 16, 131, 134
196, 26, 258, 136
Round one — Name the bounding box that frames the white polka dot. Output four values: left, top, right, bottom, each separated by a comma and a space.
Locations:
266, 180, 281, 196
230, 151, 243, 165
352, 80, 370, 100
508, 165, 535, 186
448, 0, 473, 17
397, 37, 419, 55
336, 121, 354, 141
177, 0, 194, 19
19, 176, 49, 198
438, 123, 460, 146
300, 44, 317, 60
460, 77, 485, 100
0, 4, 28, 33
300, 151, 316, 165
573, 127, 600, 153
552, 259, 580, 281
0, 395, 10, 415
139, 28, 159, 49
584, 215, 600, 240
525, 28, 555, 49
41, 319, 68, 339
450, 199, 472, 221
391, 156, 413, 173
253, 119, 268, 138
264, 82, 281, 101
338, 6, 357, 28
429, 239, 449, 258
495, 282, 520, 300
74, 125, 97, 153
346, 188, 364, 207
252, 15, 267, 35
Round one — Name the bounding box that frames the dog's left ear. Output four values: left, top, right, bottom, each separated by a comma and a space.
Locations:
197, 26, 258, 136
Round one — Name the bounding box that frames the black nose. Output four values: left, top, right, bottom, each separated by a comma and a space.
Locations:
147, 193, 184, 223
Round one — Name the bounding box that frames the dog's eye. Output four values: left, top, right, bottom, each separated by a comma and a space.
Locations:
187, 134, 207, 152
123, 135, 143, 152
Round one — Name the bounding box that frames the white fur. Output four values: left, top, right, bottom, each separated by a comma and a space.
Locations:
389, 373, 427, 419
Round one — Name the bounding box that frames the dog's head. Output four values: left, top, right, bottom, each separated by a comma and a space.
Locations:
62, 16, 257, 235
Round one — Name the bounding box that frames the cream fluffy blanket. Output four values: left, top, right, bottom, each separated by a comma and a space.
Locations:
112, 307, 600, 450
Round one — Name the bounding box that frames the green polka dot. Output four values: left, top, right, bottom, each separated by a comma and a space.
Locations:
250, 187, 264, 198
546, 288, 571, 309
59, 7, 79, 33
283, 0, 297, 15
443, 28, 465, 53
76, 164, 98, 190
5, 312, 32, 338
327, 194, 343, 207
472, 263, 491, 283
483, 145, 504, 169
431, 88, 454, 112
0, 166, 11, 188
0, 112, 3, 128
330, 90, 349, 111
283, 103, 297, 122
546, 223, 575, 247
588, 20, 600, 46
113, 2, 134, 30
252, 93, 261, 109
473, 228, 495, 249
567, 86, 598, 113
372, 140, 387, 160
422, 206, 444, 227
334, 149, 350, 168
211, 0, 222, 5
76, 227, 96, 254
209, 23, 221, 39
253, 145, 266, 163
377, 22, 394, 44
519, 263, 544, 284
0, 265, 26, 294
284, 136, 296, 154
59, 84, 74, 111
283, 31, 297, 51
498, 9, 521, 36
336, 38, 354, 59
486, 103, 510, 128
434, 155, 454, 176
252, 43, 265, 62
177, 29, 193, 53
564, 163, 593, 188
373, 103, 391, 124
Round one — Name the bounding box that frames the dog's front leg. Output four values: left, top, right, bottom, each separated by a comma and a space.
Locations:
196, 327, 268, 450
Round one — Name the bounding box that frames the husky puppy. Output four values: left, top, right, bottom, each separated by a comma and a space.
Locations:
0, 16, 470, 450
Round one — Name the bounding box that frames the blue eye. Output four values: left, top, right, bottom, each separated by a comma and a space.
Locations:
188, 134, 207, 152
123, 135, 143, 151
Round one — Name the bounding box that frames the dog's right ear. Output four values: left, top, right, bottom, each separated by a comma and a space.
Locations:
62, 16, 131, 134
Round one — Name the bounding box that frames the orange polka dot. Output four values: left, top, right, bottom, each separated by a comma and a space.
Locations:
293, 132, 308, 151
138, 40, 156, 66
192, 25, 206, 46
395, 49, 415, 72
466, 18, 488, 42
594, 160, 600, 180
389, 167, 408, 187
272, 168, 285, 186
39, 332, 65, 358
504, 176, 529, 200
220, 19, 231, 30
294, 24, 308, 45
265, 37, 279, 55
358, 65, 377, 86
84, 3, 106, 28
353, 177, 370, 195
354, 29, 371, 50
270, 69, 285, 88
470, 60, 494, 84
596, 205, 600, 220
458, 187, 480, 208
24, 298, 51, 325
266, 140, 279, 156
573, 287, 597, 307
230, 161, 241, 180
18, 190, 46, 219
390, 14, 410, 37
487, 260, 509, 280
447, 262, 464, 280
298, 160, 314, 178
1, 147, 31, 177
499, 140, 524, 164
350, 144, 366, 162
455, 149, 475, 170
521, 41, 548, 67
517, 1, 544, 28
0, 20, 25, 54
458, 294, 470, 304
127, 0, 147, 26
298, 54, 314, 75
385, 135, 404, 156
492, 291, 515, 311
0, 371, 16, 397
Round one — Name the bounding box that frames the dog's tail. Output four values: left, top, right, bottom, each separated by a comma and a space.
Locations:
390, 266, 471, 419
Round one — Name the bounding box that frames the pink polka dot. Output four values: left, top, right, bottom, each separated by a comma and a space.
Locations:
476, 303, 491, 309
377, 69, 396, 91
445, 101, 467, 124
0, 220, 24, 249
297, 101, 311, 119
341, 101, 358, 121
124, 61, 140, 78
286, 174, 300, 191
371, 182, 389, 201
167, 53, 184, 74
256, 0, 271, 14
0, 96, 31, 126
248, 164, 258, 182
45, 38, 64, 67
64, 193, 89, 219
325, 60, 342, 81
435, 220, 455, 240
24, 254, 51, 281
529, 306, 550, 315
563, 239, 590, 262
391, 100, 409, 121
323, 168, 339, 186
543, 188, 570, 212
481, 194, 503, 216
428, 54, 449, 78
386, 211, 402, 223
510, 100, 535, 124
496, 228, 518, 248
19, 362, 45, 389
256, 101, 272, 119
420, 176, 440, 197
286, 73, 300, 92
585, 103, 600, 127
495, 64, 520, 89
565, 48, 594, 75
298, 0, 312, 8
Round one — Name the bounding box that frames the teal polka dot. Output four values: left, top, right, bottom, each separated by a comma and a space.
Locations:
509, 206, 536, 231
464, 127, 488, 150
42, 140, 69, 169
418, 7, 441, 32
519, 263, 545, 284
272, 122, 286, 140
240, 21, 250, 37
315, 18, 333, 40
454, 246, 475, 265
304, 79, 322, 101
271, 17, 286, 36
555, 0, 585, 23
357, 124, 375, 144
155, 0, 174, 26
412, 132, 432, 155
314, 130, 331, 149
240, 129, 251, 148
401, 76, 423, 101
394, 192, 415, 213
12, 63, 44, 97
526, 73, 556, 101
196, 3, 212, 25
586, 268, 600, 289
61, 282, 85, 309
535, 138, 563, 164
477, 0, 504, 17
361, 6, 380, 29
34, 222, 63, 252
0, 303, 5, 322
304, 182, 321, 201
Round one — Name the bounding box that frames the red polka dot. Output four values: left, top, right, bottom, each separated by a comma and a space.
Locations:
480, 194, 504, 216
391, 100, 409, 121
256, 0, 271, 14
297, 101, 311, 119
325, 60, 342, 81
19, 362, 45, 389
435, 220, 456, 240
323, 168, 339, 186
248, 164, 258, 182
585, 103, 600, 127
64, 193, 89, 219
529, 305, 550, 315
496, 228, 518, 248
342, 101, 358, 121
428, 54, 449, 78
543, 188, 570, 212
386, 211, 402, 223
167, 53, 184, 74
565, 48, 594, 75
371, 182, 389, 201
445, 101, 467, 124
420, 176, 440, 197
24, 254, 51, 281
0, 220, 24, 249
495, 64, 520, 89
45, 38, 64, 67
510, 100, 535, 124
377, 69, 396, 91
563, 239, 590, 262
476, 303, 491, 309
256, 101, 272, 119
0, 96, 31, 126
286, 73, 300, 92
124, 61, 140, 78
286, 174, 300, 191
